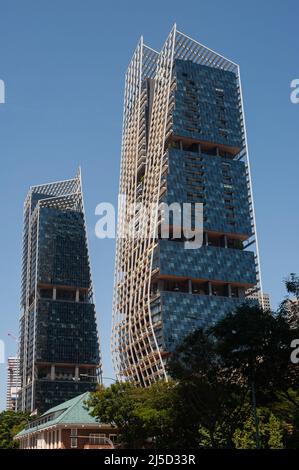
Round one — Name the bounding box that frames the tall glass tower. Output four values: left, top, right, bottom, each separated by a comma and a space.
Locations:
18, 170, 101, 413
112, 26, 262, 386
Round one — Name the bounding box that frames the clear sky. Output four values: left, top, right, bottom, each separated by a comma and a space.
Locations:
0, 0, 298, 411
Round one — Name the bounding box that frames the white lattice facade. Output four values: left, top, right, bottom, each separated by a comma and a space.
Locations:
112, 26, 262, 386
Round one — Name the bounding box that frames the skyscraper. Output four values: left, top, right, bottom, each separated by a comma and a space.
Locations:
112, 26, 262, 386
6, 357, 21, 411
18, 170, 101, 413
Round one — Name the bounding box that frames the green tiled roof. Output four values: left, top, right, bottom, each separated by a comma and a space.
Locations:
42, 393, 85, 415
15, 392, 99, 438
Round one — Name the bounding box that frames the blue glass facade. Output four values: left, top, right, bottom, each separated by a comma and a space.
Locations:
165, 149, 252, 236
172, 60, 243, 149
154, 241, 256, 285
153, 293, 246, 352
150, 59, 257, 354
113, 29, 260, 385
38, 208, 91, 288
18, 175, 101, 413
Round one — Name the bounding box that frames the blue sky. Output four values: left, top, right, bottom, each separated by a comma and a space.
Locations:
0, 0, 298, 410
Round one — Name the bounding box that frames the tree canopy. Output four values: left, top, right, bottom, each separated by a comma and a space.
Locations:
86, 275, 299, 449
86, 380, 179, 448
0, 410, 31, 449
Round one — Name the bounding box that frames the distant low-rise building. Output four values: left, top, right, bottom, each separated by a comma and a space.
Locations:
247, 291, 271, 311
6, 357, 21, 411
14, 392, 117, 449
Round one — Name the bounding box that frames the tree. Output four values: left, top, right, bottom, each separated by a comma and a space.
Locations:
233, 408, 284, 449
279, 273, 299, 330
168, 328, 251, 448
211, 304, 298, 447
86, 380, 178, 448
284, 273, 299, 298
86, 381, 142, 448
85, 275, 299, 449
211, 305, 293, 393
269, 389, 299, 448
168, 301, 299, 449
0, 410, 31, 449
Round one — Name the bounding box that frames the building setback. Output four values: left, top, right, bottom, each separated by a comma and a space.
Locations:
6, 357, 21, 411
18, 170, 101, 413
112, 26, 262, 386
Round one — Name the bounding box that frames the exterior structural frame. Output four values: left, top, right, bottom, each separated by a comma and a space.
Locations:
112, 25, 263, 385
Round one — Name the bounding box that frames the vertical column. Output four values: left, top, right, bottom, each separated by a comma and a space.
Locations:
53, 288, 56, 300
227, 284, 232, 298
50, 365, 55, 381
205, 232, 209, 246
75, 366, 79, 382
188, 279, 192, 294
223, 235, 228, 248
76, 289, 80, 302
208, 282, 212, 296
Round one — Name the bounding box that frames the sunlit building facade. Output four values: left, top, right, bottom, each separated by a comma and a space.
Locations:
18, 170, 101, 413
112, 26, 262, 386
6, 357, 21, 411
247, 291, 271, 311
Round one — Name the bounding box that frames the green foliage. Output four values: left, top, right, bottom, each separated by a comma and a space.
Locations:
233, 409, 284, 449
169, 301, 299, 448
211, 305, 293, 391
284, 273, 299, 298
279, 273, 299, 331
86, 381, 178, 448
198, 423, 232, 449
0, 411, 31, 449
86, 275, 299, 449
287, 409, 299, 448
269, 389, 299, 448
168, 327, 251, 448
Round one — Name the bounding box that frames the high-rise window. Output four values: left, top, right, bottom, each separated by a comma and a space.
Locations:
18, 170, 101, 413
112, 26, 262, 386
